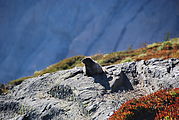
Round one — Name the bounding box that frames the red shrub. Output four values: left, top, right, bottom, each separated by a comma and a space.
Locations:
109, 88, 179, 120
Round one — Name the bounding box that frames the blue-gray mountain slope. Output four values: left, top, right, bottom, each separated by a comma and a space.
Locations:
0, 0, 179, 83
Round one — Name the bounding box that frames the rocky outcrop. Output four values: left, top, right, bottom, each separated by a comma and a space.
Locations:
0, 58, 178, 120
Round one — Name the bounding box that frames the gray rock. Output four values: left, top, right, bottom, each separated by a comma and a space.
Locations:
0, 58, 178, 120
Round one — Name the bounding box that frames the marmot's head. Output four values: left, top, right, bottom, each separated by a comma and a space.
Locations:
82, 57, 95, 66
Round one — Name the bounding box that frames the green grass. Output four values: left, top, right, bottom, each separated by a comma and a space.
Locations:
7, 56, 85, 87
146, 43, 160, 49
6, 38, 179, 87
34, 56, 85, 76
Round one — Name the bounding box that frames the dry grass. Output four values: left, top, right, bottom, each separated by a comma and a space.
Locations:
7, 38, 179, 87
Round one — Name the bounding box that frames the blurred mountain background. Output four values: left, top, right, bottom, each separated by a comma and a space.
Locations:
0, 0, 179, 83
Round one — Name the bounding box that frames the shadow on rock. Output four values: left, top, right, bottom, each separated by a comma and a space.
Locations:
93, 73, 111, 90
111, 71, 134, 92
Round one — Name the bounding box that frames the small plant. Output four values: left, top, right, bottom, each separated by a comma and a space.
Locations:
0, 88, 9, 94
147, 43, 159, 49
157, 41, 173, 50
109, 88, 179, 120
0, 86, 9, 95
164, 32, 171, 41
142, 49, 147, 53
127, 45, 133, 51
18, 104, 26, 115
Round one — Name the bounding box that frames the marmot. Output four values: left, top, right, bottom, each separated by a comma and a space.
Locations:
82, 57, 104, 76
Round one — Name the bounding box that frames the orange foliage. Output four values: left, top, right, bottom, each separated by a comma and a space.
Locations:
109, 88, 179, 120
135, 49, 179, 61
